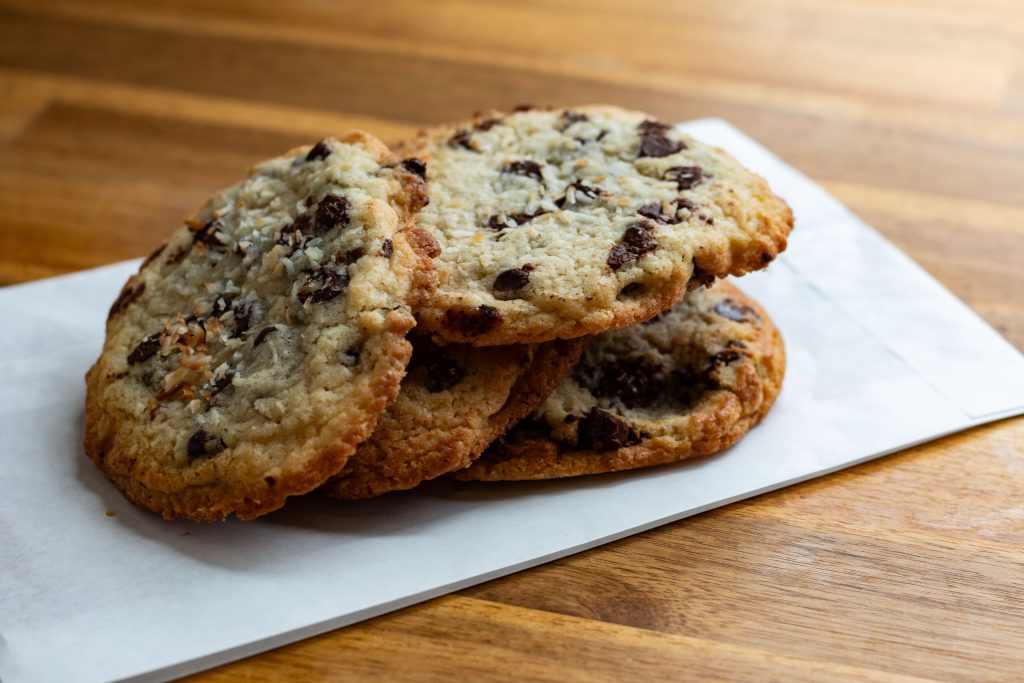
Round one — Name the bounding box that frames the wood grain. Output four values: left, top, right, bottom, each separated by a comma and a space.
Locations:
1, 0, 1022, 680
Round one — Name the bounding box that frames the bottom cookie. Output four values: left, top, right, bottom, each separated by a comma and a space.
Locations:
324, 337, 586, 499
453, 281, 784, 481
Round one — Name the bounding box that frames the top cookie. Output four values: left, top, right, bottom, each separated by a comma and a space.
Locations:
401, 105, 793, 346
85, 132, 435, 521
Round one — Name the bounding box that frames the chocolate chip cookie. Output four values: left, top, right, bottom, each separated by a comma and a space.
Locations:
400, 105, 793, 346
85, 132, 437, 520
324, 336, 585, 499
453, 281, 784, 481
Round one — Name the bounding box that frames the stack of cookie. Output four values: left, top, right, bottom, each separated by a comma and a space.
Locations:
85, 106, 792, 521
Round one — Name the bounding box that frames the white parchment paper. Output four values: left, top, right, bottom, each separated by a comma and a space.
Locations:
2, 119, 1023, 683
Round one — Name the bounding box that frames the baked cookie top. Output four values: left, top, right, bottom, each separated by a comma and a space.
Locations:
324, 336, 584, 500
85, 132, 434, 521
453, 281, 784, 481
401, 105, 793, 346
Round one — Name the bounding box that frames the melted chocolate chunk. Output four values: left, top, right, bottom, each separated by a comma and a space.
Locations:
306, 140, 331, 162
298, 265, 348, 304
636, 202, 681, 224
555, 181, 603, 208
108, 281, 145, 320
378, 239, 393, 258
141, 244, 166, 269
252, 325, 277, 347
315, 194, 349, 234
576, 408, 641, 451
638, 120, 672, 135
493, 267, 532, 292
191, 219, 229, 250
664, 166, 707, 191
443, 305, 502, 337
607, 222, 657, 270
401, 157, 427, 179
232, 301, 254, 337
187, 429, 226, 461
423, 355, 465, 392
589, 358, 662, 409
561, 110, 589, 126
501, 160, 544, 183
714, 299, 761, 322
448, 130, 474, 150
127, 333, 161, 365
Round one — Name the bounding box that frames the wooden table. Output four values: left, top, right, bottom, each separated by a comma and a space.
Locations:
3, 1, 1023, 679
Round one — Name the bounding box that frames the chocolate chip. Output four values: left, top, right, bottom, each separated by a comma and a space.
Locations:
493, 267, 532, 292
714, 299, 761, 323
297, 265, 348, 304
343, 246, 366, 264
487, 211, 546, 230
207, 371, 235, 398
708, 350, 743, 370
423, 355, 464, 392
561, 110, 589, 125
576, 408, 641, 451
501, 160, 544, 183
448, 130, 474, 150
315, 194, 349, 234
637, 120, 684, 158
636, 202, 681, 224
264, 476, 277, 486
187, 429, 226, 461
474, 117, 502, 131
607, 222, 657, 270
210, 293, 234, 318
761, 251, 774, 264
252, 325, 277, 347
555, 181, 603, 208
639, 133, 684, 158
108, 281, 145, 320
127, 333, 161, 365
232, 301, 254, 337
306, 140, 332, 162
512, 104, 536, 112
589, 358, 662, 409
191, 219, 229, 250
638, 120, 672, 135
442, 305, 502, 337
141, 244, 166, 269
690, 263, 716, 289
664, 166, 707, 191
401, 157, 427, 178
378, 239, 393, 258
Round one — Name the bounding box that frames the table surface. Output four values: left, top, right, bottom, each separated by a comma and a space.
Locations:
3, 0, 1023, 680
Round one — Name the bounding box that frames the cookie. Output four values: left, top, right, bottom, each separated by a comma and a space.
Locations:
400, 105, 792, 346
85, 132, 437, 521
324, 336, 586, 499
453, 281, 784, 481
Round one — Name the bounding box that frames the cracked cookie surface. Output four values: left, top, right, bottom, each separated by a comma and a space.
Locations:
85, 132, 435, 520
401, 105, 792, 346
453, 281, 784, 481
